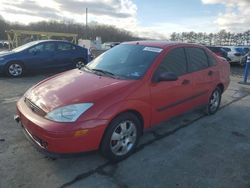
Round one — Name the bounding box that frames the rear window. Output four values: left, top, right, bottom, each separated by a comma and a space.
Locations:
186, 47, 209, 72
207, 52, 217, 66
156, 47, 187, 76
57, 43, 75, 51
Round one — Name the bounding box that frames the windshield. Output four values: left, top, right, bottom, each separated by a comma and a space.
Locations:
86, 44, 162, 80
12, 41, 40, 52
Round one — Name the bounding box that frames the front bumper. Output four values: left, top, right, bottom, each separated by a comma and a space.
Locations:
15, 97, 108, 154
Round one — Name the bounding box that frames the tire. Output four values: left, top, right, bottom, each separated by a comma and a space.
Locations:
74, 58, 85, 69
100, 112, 142, 161
5, 62, 24, 77
206, 87, 222, 115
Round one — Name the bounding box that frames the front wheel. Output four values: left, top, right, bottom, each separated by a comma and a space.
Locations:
207, 87, 222, 115
100, 112, 142, 161
6, 62, 24, 77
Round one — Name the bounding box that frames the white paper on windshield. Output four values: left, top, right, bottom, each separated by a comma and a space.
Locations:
143, 47, 163, 53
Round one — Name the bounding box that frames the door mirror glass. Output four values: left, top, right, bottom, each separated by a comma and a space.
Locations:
155, 72, 178, 82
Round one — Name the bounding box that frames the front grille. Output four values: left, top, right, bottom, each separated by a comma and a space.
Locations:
24, 98, 46, 116
23, 126, 47, 149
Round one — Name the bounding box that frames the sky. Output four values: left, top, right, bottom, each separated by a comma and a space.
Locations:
0, 0, 249, 39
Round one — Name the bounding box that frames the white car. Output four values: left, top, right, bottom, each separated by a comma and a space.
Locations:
222, 46, 246, 66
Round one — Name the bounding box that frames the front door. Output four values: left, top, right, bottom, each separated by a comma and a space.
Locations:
24, 42, 55, 71
150, 47, 194, 125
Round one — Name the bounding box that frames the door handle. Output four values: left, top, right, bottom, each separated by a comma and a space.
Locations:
208, 70, 213, 76
182, 79, 190, 85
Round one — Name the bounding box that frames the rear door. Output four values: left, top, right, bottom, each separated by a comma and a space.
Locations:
150, 47, 194, 125
185, 47, 216, 107
54, 42, 76, 68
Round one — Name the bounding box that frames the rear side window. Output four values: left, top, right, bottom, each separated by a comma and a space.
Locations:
156, 47, 187, 76
207, 53, 217, 66
57, 43, 73, 51
186, 47, 209, 72
44, 43, 55, 52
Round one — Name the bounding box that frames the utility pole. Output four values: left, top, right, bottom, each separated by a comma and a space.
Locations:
86, 8, 88, 39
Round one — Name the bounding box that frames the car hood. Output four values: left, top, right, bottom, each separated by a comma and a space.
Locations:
26, 69, 135, 112
0, 50, 15, 57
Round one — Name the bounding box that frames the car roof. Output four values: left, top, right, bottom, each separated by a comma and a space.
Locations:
31, 40, 74, 44
122, 41, 205, 49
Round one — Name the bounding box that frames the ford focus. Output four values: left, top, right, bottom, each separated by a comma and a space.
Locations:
15, 41, 230, 161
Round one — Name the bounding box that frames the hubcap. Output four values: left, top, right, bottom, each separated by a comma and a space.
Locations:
76, 61, 84, 69
209, 90, 220, 111
110, 120, 137, 156
9, 64, 22, 76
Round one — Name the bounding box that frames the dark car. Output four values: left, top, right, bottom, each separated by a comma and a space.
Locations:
0, 40, 89, 77
206, 46, 229, 60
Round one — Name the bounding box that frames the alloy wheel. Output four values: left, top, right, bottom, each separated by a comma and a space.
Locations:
110, 120, 137, 156
209, 89, 220, 112
8, 63, 23, 77
75, 61, 85, 69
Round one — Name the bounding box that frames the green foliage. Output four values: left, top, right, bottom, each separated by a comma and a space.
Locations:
0, 19, 142, 42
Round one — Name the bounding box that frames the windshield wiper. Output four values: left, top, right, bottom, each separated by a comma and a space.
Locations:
91, 68, 120, 79
83, 67, 121, 79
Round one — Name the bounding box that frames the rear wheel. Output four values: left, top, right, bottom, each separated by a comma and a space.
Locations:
207, 87, 221, 115
101, 112, 141, 161
74, 59, 85, 69
5, 62, 24, 77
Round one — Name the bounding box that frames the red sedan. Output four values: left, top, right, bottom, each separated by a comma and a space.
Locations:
15, 41, 230, 161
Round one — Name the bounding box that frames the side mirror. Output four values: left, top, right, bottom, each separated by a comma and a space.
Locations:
154, 72, 178, 82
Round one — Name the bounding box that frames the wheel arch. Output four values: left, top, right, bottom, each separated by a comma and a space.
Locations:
99, 109, 145, 151
74, 57, 87, 65
4, 60, 26, 76
4, 60, 26, 69
216, 83, 224, 93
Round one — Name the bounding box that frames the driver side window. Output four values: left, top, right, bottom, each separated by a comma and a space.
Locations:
156, 47, 188, 77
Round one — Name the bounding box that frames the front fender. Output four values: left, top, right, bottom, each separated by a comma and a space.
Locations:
97, 100, 152, 129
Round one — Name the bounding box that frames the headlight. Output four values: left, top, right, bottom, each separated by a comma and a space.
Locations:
45, 103, 93, 123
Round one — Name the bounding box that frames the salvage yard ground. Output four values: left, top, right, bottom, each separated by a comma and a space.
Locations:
0, 66, 250, 188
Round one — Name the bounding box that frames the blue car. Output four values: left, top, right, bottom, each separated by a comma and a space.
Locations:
0, 40, 89, 77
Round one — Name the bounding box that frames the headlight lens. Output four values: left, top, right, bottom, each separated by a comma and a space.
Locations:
45, 103, 93, 122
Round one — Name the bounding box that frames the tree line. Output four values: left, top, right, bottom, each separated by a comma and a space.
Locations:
1, 16, 250, 46
0, 17, 141, 43
170, 30, 250, 46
